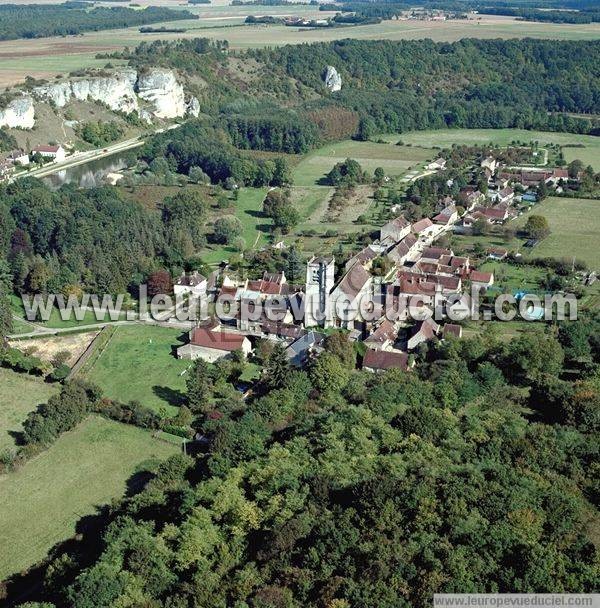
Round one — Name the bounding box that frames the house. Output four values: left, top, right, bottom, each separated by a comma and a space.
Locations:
32, 144, 66, 163
0, 161, 14, 180
344, 244, 379, 273
407, 317, 440, 350
331, 262, 372, 329
481, 156, 499, 174
442, 323, 463, 339
469, 270, 494, 289
380, 215, 411, 243
420, 246, 454, 264
432, 204, 458, 226
487, 247, 508, 261
363, 348, 411, 373
426, 157, 447, 171
459, 187, 485, 211
364, 319, 398, 351
411, 217, 436, 239
286, 330, 325, 367
173, 271, 207, 299
491, 187, 514, 205
7, 149, 29, 166
177, 325, 252, 361
387, 234, 419, 266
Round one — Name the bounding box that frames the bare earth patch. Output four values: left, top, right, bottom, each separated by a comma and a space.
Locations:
9, 331, 99, 367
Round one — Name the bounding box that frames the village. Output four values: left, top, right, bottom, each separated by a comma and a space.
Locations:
0, 143, 67, 181
172, 150, 579, 373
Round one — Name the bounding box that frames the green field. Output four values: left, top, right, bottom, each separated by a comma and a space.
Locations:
293, 140, 432, 188
380, 129, 600, 169
515, 196, 600, 269
83, 324, 190, 417
0, 368, 57, 453
479, 260, 547, 295
3, 12, 598, 87
0, 415, 177, 580
202, 187, 270, 264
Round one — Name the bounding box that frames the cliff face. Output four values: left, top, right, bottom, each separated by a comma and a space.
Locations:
0, 96, 35, 129
136, 69, 185, 119
324, 66, 342, 92
0, 68, 198, 130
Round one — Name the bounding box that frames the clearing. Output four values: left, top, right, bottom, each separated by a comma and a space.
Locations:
0, 415, 177, 580
82, 324, 191, 417
383, 128, 600, 170
515, 196, 600, 269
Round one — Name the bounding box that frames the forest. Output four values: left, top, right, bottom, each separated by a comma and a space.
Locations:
0, 5, 195, 41
4, 317, 599, 606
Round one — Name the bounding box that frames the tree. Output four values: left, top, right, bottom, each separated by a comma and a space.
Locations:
213, 216, 243, 245
264, 343, 290, 391
374, 166, 385, 184
567, 159, 584, 179
323, 331, 356, 369
147, 269, 172, 298
186, 358, 213, 412
309, 352, 349, 394
524, 215, 550, 240
286, 247, 303, 283
189, 166, 210, 184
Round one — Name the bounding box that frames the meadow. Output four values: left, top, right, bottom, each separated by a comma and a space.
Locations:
515, 196, 600, 269
1, 13, 599, 86
0, 368, 57, 452
0, 415, 177, 580
82, 324, 191, 417
384, 128, 600, 170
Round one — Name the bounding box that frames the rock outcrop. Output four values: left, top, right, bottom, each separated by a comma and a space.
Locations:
323, 66, 342, 92
1, 68, 198, 131
0, 96, 35, 129
136, 69, 185, 119
187, 96, 201, 118
34, 69, 139, 114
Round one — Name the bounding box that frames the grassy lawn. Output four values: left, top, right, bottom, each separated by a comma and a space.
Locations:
515, 197, 600, 269
0, 415, 177, 580
462, 319, 544, 342
380, 129, 600, 170
83, 324, 190, 417
0, 369, 57, 453
202, 187, 270, 264
293, 140, 431, 188
479, 260, 546, 295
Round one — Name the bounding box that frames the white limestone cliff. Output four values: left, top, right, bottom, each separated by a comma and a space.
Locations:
323, 65, 342, 92
136, 69, 186, 119
187, 96, 200, 118
2, 68, 195, 131
0, 96, 35, 129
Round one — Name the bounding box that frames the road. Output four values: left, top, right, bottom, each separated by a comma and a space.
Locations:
15, 136, 146, 180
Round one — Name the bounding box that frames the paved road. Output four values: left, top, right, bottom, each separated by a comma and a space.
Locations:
15, 137, 145, 180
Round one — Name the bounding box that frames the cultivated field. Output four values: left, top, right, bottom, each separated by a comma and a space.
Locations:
0, 415, 177, 580
515, 196, 600, 269
83, 324, 190, 416
0, 368, 57, 453
1, 13, 599, 87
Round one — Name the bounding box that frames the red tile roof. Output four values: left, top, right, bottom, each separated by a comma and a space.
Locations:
411, 218, 434, 233
469, 270, 493, 284
363, 348, 409, 371
190, 328, 247, 351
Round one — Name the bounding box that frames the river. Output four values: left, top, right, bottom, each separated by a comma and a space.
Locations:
42, 153, 129, 189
